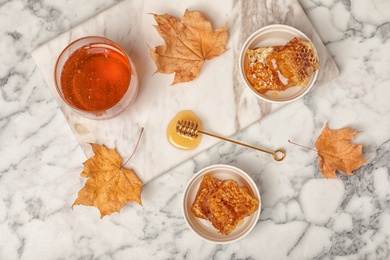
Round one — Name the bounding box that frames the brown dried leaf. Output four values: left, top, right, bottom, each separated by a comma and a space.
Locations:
72, 143, 142, 218
149, 9, 228, 84
315, 123, 365, 178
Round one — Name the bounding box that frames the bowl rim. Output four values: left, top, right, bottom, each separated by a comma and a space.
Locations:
238, 24, 319, 104
182, 164, 261, 244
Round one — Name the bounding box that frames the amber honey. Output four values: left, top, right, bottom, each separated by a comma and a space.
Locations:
167, 110, 203, 150
55, 36, 138, 119
60, 43, 130, 111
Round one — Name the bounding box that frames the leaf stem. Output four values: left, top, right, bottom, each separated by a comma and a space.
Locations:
123, 127, 145, 167
288, 140, 318, 153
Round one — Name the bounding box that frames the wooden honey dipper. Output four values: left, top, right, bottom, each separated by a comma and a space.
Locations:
176, 119, 286, 161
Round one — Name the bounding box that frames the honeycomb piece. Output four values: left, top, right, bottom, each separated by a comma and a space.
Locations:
191, 174, 222, 219
203, 180, 259, 235
245, 37, 320, 94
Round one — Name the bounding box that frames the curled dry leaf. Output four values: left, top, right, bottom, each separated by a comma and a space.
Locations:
148, 9, 229, 84
315, 123, 365, 178
72, 143, 142, 218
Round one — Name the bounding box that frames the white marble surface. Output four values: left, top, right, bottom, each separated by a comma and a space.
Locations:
31, 0, 338, 184
0, 0, 389, 259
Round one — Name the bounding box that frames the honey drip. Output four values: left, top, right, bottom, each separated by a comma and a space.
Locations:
166, 110, 203, 150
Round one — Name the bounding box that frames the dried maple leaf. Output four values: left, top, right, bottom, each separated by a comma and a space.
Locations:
148, 9, 228, 84
72, 143, 142, 218
315, 123, 365, 178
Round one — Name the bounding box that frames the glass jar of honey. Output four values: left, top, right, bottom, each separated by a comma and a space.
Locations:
54, 36, 139, 119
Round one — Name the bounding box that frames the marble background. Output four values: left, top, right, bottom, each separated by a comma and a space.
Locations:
1, 0, 390, 259
31, 0, 338, 184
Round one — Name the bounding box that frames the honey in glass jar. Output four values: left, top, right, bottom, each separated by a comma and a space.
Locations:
54, 36, 138, 119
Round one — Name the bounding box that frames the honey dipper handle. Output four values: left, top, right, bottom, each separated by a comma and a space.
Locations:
198, 130, 286, 161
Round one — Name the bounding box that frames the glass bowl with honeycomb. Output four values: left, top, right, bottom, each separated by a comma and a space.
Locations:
239, 24, 320, 103
182, 164, 261, 243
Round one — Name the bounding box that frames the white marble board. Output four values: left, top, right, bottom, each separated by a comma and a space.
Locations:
31, 0, 339, 183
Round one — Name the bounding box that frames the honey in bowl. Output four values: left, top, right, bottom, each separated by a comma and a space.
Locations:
245, 37, 319, 94
54, 36, 139, 119
191, 174, 259, 235
167, 110, 203, 150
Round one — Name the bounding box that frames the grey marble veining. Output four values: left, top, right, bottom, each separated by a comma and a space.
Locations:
1, 0, 390, 259
31, 0, 338, 184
